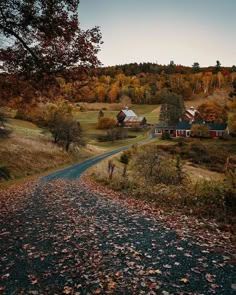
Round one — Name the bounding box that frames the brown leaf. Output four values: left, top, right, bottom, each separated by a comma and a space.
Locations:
63, 286, 73, 294
180, 278, 189, 283
205, 273, 214, 283
93, 288, 102, 294
108, 280, 116, 290
231, 284, 236, 290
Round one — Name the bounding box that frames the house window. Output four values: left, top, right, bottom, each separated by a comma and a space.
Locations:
155, 129, 162, 134
216, 131, 223, 137
186, 131, 190, 137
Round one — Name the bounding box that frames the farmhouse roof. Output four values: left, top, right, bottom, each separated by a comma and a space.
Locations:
156, 123, 176, 129
207, 123, 228, 130
176, 121, 227, 131
176, 121, 191, 130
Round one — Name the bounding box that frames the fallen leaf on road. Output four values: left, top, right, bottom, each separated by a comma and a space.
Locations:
180, 278, 189, 283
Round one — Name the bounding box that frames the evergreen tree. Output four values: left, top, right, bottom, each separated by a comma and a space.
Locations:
159, 92, 185, 126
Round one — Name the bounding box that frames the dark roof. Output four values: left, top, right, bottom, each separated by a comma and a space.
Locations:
176, 121, 191, 130
176, 121, 227, 131
207, 123, 228, 130
156, 122, 176, 129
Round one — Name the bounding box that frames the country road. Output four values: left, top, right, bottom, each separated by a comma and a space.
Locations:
41, 145, 132, 181
0, 146, 235, 294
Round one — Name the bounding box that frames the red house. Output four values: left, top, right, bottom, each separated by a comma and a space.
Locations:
176, 121, 229, 138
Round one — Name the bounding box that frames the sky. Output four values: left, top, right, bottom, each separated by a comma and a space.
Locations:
79, 0, 236, 67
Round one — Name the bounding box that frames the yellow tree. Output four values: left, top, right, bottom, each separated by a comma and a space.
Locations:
95, 85, 107, 102
107, 84, 119, 103
120, 95, 131, 108
227, 98, 236, 134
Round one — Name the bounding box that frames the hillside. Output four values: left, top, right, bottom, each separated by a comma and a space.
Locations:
0, 62, 236, 185
0, 64, 235, 117
0, 119, 99, 187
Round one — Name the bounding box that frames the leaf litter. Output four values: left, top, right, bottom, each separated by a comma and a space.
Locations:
0, 177, 235, 294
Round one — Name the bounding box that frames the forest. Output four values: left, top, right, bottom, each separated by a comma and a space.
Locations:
1, 62, 236, 116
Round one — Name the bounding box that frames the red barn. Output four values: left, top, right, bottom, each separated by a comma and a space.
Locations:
117, 108, 146, 127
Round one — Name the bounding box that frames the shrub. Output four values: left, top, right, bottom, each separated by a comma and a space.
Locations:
0, 127, 12, 139
161, 132, 171, 140
120, 151, 132, 164
188, 142, 211, 164
0, 166, 11, 180
120, 151, 132, 177
176, 137, 186, 147
107, 128, 128, 141
0, 112, 12, 139
191, 124, 210, 138
96, 117, 117, 129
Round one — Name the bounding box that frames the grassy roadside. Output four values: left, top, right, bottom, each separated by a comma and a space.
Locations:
0, 118, 104, 189
0, 114, 152, 189
86, 138, 236, 229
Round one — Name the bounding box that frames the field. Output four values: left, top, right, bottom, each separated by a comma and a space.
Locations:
77, 103, 160, 125
75, 104, 159, 148
0, 118, 98, 187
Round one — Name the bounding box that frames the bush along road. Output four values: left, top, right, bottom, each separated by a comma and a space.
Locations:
0, 146, 235, 294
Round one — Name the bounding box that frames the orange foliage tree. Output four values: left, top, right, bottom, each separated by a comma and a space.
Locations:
197, 102, 227, 123
96, 117, 117, 129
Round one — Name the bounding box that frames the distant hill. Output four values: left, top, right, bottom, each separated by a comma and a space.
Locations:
0, 63, 236, 115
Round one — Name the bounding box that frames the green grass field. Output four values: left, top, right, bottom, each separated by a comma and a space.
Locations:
76, 104, 160, 125
5, 118, 48, 138
5, 105, 157, 151
75, 104, 159, 147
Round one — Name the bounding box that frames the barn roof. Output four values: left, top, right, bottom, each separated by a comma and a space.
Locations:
185, 106, 198, 117
124, 116, 145, 122
121, 109, 137, 117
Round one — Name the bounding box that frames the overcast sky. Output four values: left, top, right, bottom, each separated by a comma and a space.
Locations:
79, 0, 236, 67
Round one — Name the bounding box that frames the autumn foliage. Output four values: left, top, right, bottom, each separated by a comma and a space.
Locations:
0, 0, 102, 75
197, 102, 227, 123
96, 117, 117, 129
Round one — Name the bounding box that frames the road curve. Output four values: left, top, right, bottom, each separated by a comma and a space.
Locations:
41, 144, 132, 181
